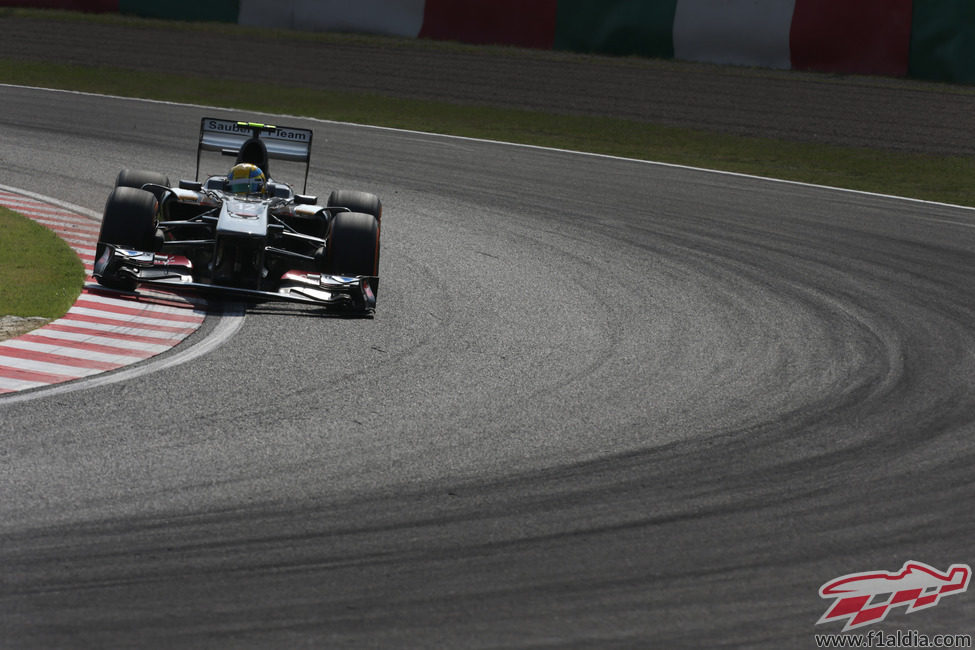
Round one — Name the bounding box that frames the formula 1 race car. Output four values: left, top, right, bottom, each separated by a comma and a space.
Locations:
93, 117, 381, 313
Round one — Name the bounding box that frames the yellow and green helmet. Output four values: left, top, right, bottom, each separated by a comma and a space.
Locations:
227, 163, 266, 196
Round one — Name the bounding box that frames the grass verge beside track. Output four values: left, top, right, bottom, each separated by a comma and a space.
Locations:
0, 206, 85, 319
2, 58, 975, 208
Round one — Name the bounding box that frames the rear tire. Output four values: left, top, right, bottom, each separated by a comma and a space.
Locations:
327, 190, 381, 221
115, 168, 171, 201
324, 211, 380, 295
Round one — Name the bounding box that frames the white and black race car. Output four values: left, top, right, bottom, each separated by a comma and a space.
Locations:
93, 117, 381, 313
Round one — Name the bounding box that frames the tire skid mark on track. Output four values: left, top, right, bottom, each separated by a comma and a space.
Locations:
0, 189, 207, 395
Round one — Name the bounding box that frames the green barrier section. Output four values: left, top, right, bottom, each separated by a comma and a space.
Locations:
554, 0, 678, 59
118, 0, 239, 23
910, 0, 975, 83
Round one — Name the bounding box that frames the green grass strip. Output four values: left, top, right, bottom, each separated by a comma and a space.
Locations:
3, 57, 973, 207
0, 206, 86, 319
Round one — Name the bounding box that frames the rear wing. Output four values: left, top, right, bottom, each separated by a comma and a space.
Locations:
197, 117, 314, 192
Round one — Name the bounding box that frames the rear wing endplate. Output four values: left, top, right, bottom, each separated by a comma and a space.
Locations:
197, 117, 314, 192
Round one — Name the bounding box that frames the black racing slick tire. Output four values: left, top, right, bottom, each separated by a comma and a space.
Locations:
325, 211, 380, 294
99, 186, 159, 252
326, 191, 382, 296
327, 190, 382, 222
96, 187, 159, 290
115, 168, 171, 201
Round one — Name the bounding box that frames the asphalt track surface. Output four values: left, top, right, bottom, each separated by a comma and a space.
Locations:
2, 87, 975, 648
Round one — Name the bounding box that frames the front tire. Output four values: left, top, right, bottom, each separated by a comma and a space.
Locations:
326, 191, 382, 296
324, 211, 380, 295
96, 187, 159, 290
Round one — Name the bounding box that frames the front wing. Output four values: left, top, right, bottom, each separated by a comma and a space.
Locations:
94, 245, 376, 312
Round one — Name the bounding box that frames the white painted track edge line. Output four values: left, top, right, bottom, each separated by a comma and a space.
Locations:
1, 82, 971, 214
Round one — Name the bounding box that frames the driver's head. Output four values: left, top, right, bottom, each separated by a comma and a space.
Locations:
227, 163, 266, 196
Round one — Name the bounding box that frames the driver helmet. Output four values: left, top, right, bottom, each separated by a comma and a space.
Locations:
227, 163, 266, 196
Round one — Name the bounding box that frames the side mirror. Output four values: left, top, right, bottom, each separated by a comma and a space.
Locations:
203, 177, 229, 191
178, 179, 203, 191
295, 194, 318, 205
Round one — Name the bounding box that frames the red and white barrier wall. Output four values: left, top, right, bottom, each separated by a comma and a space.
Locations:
1, 1, 973, 86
